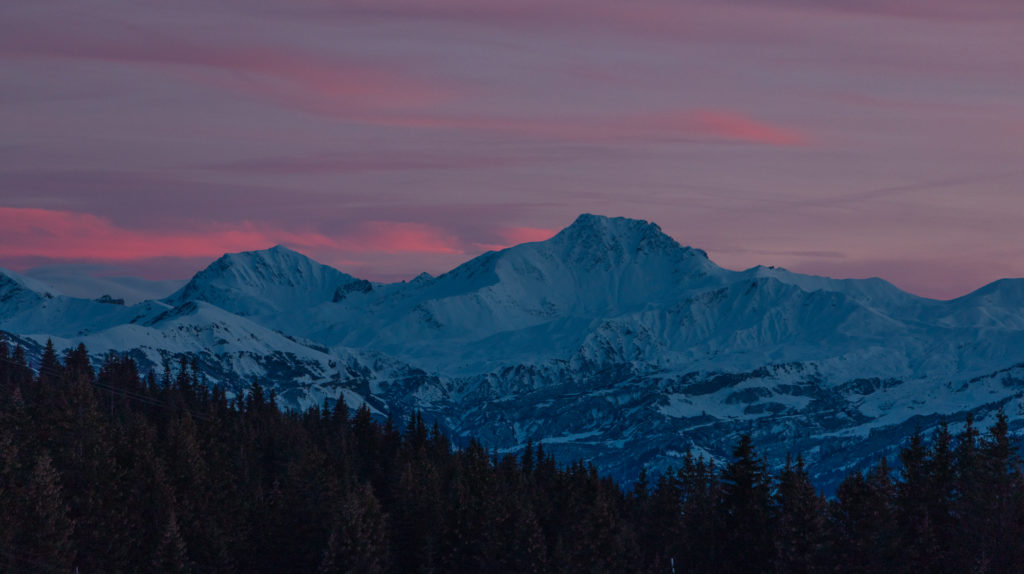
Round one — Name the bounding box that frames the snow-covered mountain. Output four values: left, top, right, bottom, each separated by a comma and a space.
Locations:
164, 244, 360, 318
3, 214, 1024, 487
0, 268, 57, 320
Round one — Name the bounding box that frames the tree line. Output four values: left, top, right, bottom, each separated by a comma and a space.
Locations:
1, 339, 1023, 573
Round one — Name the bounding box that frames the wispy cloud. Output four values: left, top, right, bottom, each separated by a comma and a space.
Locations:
806, 169, 1024, 207
337, 221, 463, 255
358, 108, 809, 146
0, 208, 464, 268
655, 109, 809, 146
0, 21, 451, 114
1, 0, 1021, 297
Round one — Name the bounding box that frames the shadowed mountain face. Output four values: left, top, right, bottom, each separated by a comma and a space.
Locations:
4, 213, 1024, 487
164, 244, 360, 316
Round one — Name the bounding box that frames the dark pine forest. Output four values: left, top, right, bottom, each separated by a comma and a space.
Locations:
2, 339, 1024, 573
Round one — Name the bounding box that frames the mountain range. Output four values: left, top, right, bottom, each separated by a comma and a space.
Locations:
3, 213, 1024, 487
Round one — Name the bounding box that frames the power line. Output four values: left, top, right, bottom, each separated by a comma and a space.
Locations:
0, 353, 215, 422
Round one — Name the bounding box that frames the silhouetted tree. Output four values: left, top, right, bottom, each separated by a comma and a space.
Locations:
718, 435, 773, 574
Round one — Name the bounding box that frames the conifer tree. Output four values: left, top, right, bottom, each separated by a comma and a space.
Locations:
922, 423, 956, 569
0, 429, 19, 568
678, 454, 721, 573
152, 511, 192, 574
718, 435, 773, 574
894, 428, 938, 573
0, 337, 11, 392
34, 343, 118, 572
17, 452, 76, 573
390, 458, 441, 573
521, 441, 535, 477
319, 482, 390, 574
164, 413, 211, 565
774, 455, 827, 574
37, 339, 61, 388
11, 338, 1024, 573
10, 345, 32, 390
829, 458, 896, 572
977, 413, 1024, 571
643, 468, 681, 571
116, 412, 176, 570
63, 343, 94, 386
952, 415, 988, 571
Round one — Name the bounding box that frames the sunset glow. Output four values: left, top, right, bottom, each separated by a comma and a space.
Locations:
1, 0, 1022, 298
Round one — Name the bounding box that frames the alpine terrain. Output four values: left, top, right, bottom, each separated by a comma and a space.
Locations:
4, 214, 1024, 487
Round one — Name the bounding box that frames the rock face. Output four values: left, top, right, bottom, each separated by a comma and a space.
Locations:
4, 214, 1024, 487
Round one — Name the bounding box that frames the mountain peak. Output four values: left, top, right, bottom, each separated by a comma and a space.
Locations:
412, 214, 727, 324
220, 244, 303, 264
165, 246, 359, 316
549, 214, 708, 264
564, 213, 663, 237
266, 244, 299, 255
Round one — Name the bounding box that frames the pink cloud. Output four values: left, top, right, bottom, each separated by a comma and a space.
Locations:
0, 13, 809, 143
362, 109, 809, 146
579, 109, 810, 146
0, 208, 463, 269
199, 51, 450, 114
0, 208, 273, 262
336, 221, 463, 255
684, 109, 810, 146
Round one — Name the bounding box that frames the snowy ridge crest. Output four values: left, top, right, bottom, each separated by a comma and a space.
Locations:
165, 244, 359, 316
5, 214, 1024, 486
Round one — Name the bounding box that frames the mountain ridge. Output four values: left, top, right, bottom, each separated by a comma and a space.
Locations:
164, 243, 360, 318
3, 213, 1024, 487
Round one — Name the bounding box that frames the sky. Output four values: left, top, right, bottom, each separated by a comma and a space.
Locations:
1, 0, 1023, 299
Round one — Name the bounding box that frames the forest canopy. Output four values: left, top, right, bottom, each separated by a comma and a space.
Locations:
1, 340, 1023, 573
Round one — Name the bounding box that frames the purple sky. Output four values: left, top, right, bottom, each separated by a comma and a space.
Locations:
1, 0, 1023, 299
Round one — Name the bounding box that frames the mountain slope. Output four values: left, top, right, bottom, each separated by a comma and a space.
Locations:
165, 245, 360, 318
313, 215, 733, 370
0, 268, 58, 320
4, 214, 1024, 487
